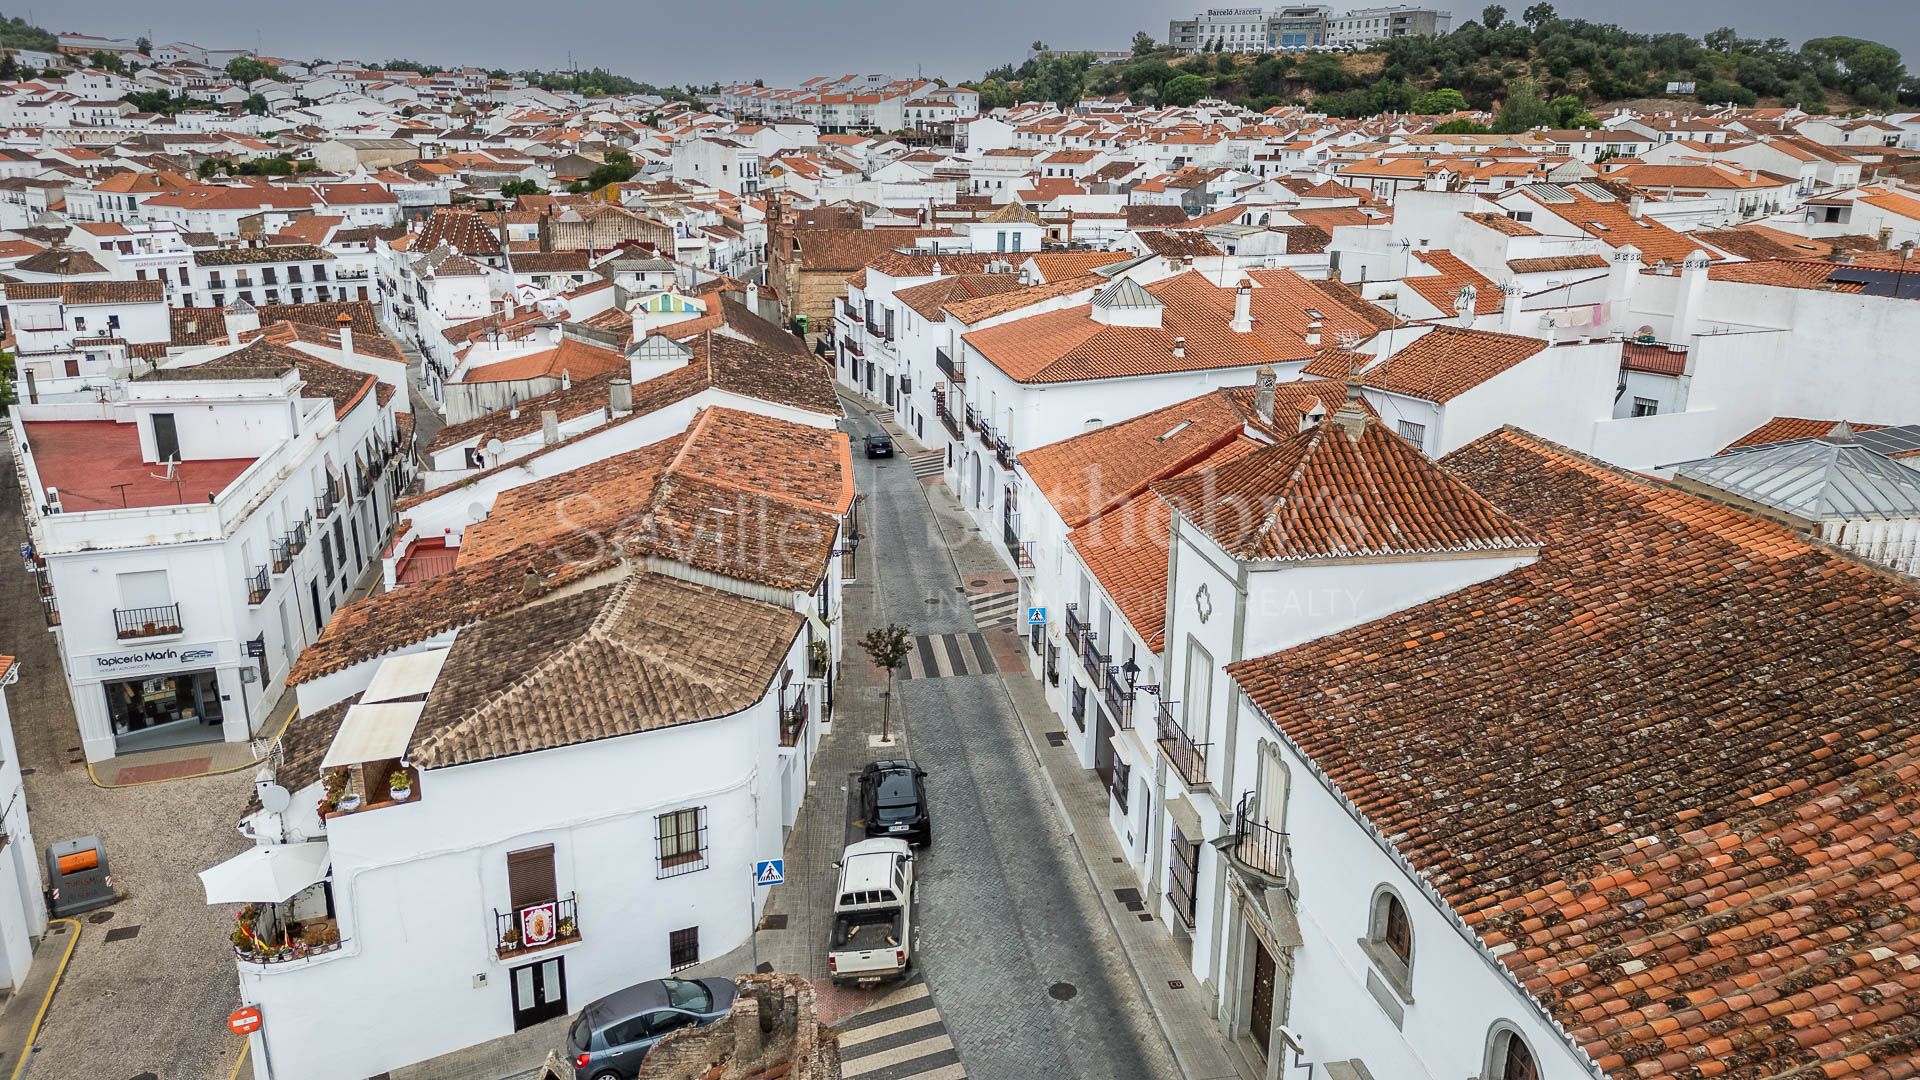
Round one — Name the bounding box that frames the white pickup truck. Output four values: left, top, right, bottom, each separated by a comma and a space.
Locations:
827, 838, 915, 985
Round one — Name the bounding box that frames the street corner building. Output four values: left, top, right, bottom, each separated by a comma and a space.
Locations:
199, 404, 855, 1080
12, 325, 411, 763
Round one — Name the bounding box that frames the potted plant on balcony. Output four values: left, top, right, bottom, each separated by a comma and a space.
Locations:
387, 768, 413, 802
557, 915, 577, 939
808, 639, 830, 678
499, 925, 521, 953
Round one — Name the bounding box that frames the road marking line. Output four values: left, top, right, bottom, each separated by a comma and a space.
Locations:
840, 1034, 956, 1076
871, 980, 931, 1010
838, 1008, 944, 1046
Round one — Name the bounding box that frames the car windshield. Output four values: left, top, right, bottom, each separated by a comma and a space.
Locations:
662, 978, 711, 1012
875, 772, 916, 806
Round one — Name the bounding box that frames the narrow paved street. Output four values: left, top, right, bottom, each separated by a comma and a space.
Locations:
0, 447, 253, 1080
840, 400, 1180, 1080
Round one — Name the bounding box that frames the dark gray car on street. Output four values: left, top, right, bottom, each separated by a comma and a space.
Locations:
561, 977, 738, 1080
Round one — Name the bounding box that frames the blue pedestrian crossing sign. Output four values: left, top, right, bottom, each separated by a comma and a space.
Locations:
754, 859, 785, 887
1027, 606, 1047, 625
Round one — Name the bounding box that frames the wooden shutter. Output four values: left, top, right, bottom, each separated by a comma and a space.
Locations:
507, 845, 556, 909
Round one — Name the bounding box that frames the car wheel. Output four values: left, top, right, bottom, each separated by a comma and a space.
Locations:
593, 1072, 622, 1080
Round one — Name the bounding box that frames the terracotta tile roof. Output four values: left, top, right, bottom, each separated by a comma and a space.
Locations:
457, 435, 684, 565
1154, 409, 1540, 562
144, 339, 378, 419
170, 301, 383, 346
1619, 341, 1689, 376
940, 272, 1106, 324
1357, 325, 1549, 404
193, 244, 334, 267
1406, 250, 1502, 315
1123, 205, 1187, 227
1518, 187, 1705, 266
1228, 427, 1920, 1080
962, 269, 1386, 385
783, 227, 945, 271
1465, 212, 1541, 237
1135, 230, 1222, 257
1273, 224, 1331, 254
1693, 225, 1835, 262
462, 336, 629, 384
1726, 416, 1888, 450
1507, 254, 1608, 274
425, 330, 838, 455
407, 573, 802, 768
892, 274, 1028, 321
1707, 258, 1869, 292
1023, 381, 1337, 530
288, 538, 621, 684
416, 208, 503, 256
3, 279, 163, 305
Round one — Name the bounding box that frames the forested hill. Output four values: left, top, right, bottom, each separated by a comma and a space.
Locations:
974, 5, 1918, 122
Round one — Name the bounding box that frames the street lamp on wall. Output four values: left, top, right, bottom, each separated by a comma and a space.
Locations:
1121, 656, 1139, 691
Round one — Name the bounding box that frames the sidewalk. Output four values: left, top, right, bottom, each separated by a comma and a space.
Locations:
865, 400, 1256, 1080
0, 919, 79, 1080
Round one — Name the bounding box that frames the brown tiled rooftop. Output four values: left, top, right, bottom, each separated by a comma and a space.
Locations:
409, 573, 801, 768
1154, 409, 1540, 562
1354, 325, 1549, 404
1228, 428, 1920, 1080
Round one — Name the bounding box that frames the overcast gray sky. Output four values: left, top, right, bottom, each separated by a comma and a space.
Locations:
47, 1, 1920, 87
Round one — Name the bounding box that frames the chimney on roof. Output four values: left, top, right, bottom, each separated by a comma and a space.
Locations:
1172, 336, 1185, 360
1333, 364, 1368, 443
335, 312, 354, 360
1231, 282, 1252, 333
1628, 193, 1645, 219
522, 569, 541, 595
541, 409, 559, 446
609, 377, 633, 415
1252, 364, 1276, 426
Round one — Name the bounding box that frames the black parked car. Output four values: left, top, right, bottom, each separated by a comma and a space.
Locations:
561, 977, 738, 1080
859, 759, 930, 846
864, 433, 895, 458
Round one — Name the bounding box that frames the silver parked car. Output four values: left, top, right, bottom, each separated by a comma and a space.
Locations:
558, 977, 738, 1080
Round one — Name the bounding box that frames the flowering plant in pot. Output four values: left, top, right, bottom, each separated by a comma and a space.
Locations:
388, 768, 413, 802
499, 925, 521, 952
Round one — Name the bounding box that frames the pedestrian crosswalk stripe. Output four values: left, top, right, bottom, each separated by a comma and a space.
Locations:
965, 590, 1020, 629
902, 633, 996, 680
841, 1036, 960, 1078
838, 980, 966, 1080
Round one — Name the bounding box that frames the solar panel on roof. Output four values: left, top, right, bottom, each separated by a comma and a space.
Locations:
1529, 184, 1575, 203
1567, 182, 1618, 202
1857, 425, 1920, 456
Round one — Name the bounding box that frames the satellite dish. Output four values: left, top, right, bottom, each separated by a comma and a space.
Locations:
484, 438, 505, 459
467, 501, 489, 524
258, 783, 292, 814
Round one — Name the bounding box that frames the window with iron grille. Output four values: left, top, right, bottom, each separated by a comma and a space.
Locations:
668, 926, 699, 971
656, 807, 708, 878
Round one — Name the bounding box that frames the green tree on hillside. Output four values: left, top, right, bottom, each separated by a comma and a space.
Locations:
1411, 87, 1468, 114
1132, 31, 1157, 57
1480, 5, 1506, 30
226, 56, 281, 84
1162, 73, 1211, 106
1492, 79, 1557, 132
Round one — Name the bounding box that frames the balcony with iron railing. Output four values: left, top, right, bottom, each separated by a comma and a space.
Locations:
995, 437, 1016, 471
1045, 642, 1060, 687
840, 299, 863, 323
936, 347, 963, 382
1219, 791, 1292, 887
285, 520, 309, 556
964, 403, 980, 432
978, 418, 998, 448
1079, 631, 1107, 680
1070, 681, 1086, 731
1065, 604, 1085, 645
1002, 514, 1021, 558
114, 603, 182, 640
271, 538, 293, 574
1016, 540, 1036, 576
1157, 702, 1211, 789
935, 390, 963, 440
495, 893, 580, 959
1103, 666, 1135, 729
246, 566, 270, 605
779, 698, 809, 748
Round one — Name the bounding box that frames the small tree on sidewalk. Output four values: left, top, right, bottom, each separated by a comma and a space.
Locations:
859, 624, 912, 742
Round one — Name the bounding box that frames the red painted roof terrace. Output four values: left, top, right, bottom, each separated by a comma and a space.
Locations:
23, 420, 256, 511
